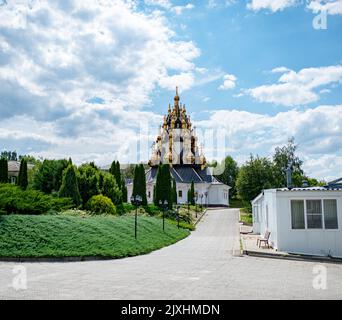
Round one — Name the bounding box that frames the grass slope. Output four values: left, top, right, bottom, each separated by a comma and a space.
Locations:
0, 215, 190, 259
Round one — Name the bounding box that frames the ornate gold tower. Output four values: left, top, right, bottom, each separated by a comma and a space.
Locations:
149, 88, 207, 170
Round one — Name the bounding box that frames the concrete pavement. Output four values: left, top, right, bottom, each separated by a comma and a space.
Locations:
0, 208, 342, 299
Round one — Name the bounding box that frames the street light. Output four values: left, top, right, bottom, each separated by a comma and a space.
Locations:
195, 191, 198, 218
204, 191, 208, 208
200, 193, 204, 210
131, 195, 142, 239
159, 199, 168, 231
176, 205, 180, 229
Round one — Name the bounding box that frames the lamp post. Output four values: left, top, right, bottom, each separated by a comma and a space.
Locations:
195, 191, 198, 218
176, 205, 180, 229
159, 199, 168, 231
200, 193, 204, 210
204, 191, 208, 208
131, 195, 142, 239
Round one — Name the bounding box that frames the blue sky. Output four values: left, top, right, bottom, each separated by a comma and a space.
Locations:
0, 0, 341, 180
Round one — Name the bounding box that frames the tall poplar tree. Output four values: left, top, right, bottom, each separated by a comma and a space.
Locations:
155, 164, 172, 209
17, 159, 28, 190
172, 178, 177, 205
59, 165, 81, 207
139, 164, 147, 206
121, 177, 128, 203
188, 180, 195, 205
0, 158, 8, 183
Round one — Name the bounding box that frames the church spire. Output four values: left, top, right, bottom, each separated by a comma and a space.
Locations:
174, 86, 180, 116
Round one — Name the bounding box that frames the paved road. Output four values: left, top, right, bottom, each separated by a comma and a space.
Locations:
0, 208, 342, 299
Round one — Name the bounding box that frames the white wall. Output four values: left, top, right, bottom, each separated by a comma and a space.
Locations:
276, 191, 342, 258
208, 184, 229, 206
127, 182, 229, 206
252, 190, 278, 249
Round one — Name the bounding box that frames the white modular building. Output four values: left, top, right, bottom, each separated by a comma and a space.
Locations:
252, 183, 342, 258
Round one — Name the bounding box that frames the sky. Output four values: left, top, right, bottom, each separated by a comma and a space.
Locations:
0, 0, 341, 181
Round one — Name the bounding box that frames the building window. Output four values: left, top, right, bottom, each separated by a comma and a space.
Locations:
291, 200, 305, 229
178, 190, 183, 198
324, 199, 338, 229
306, 200, 323, 229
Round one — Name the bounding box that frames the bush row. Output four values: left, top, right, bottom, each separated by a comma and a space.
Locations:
0, 184, 73, 215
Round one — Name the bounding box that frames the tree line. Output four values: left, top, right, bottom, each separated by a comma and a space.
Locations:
0, 155, 128, 212
214, 138, 325, 206
1, 138, 326, 211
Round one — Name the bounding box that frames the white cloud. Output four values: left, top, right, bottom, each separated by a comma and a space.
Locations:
307, 0, 342, 15
246, 65, 342, 106
171, 4, 195, 15
218, 74, 237, 90
144, 0, 194, 15
196, 105, 342, 180
144, 0, 172, 9
207, 0, 218, 8
207, 0, 237, 9
159, 72, 195, 91
0, 0, 203, 164
271, 66, 291, 73
247, 0, 298, 12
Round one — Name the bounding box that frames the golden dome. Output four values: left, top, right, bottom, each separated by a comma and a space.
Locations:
200, 154, 206, 165
186, 151, 195, 164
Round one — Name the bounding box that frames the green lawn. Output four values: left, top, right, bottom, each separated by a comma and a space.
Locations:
240, 213, 253, 225
0, 215, 190, 259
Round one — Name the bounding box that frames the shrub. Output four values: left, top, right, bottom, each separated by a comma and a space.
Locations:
102, 173, 122, 205
116, 203, 135, 215
0, 184, 73, 215
164, 209, 192, 224
77, 164, 100, 207
86, 195, 116, 215
143, 205, 161, 216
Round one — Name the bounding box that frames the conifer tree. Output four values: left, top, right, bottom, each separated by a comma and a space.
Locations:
153, 185, 157, 206
155, 164, 172, 209
115, 161, 122, 187
121, 177, 128, 203
187, 189, 191, 205
139, 164, 147, 206
109, 160, 116, 177
190, 180, 195, 205
17, 159, 28, 190
0, 158, 8, 183
102, 172, 122, 205
172, 178, 177, 205
132, 165, 140, 200
59, 164, 81, 207
109, 160, 123, 200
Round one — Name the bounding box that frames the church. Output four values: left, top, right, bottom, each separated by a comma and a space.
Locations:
126, 88, 230, 207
